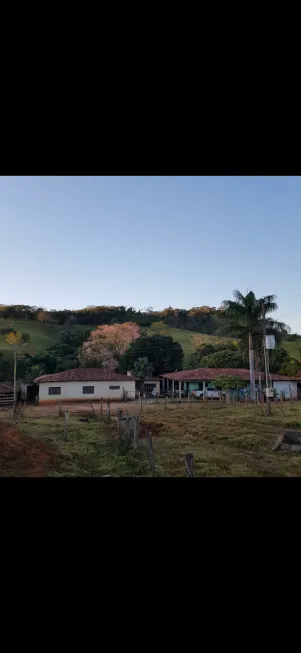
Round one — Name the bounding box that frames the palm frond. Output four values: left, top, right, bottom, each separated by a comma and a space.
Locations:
232, 289, 246, 304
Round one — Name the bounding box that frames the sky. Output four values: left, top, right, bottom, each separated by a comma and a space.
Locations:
1, 175, 301, 333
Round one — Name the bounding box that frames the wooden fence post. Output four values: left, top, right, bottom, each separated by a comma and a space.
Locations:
58, 402, 63, 417
140, 396, 143, 412
184, 453, 195, 477
100, 398, 103, 415
107, 399, 111, 419
164, 396, 167, 410
64, 410, 69, 442
116, 409, 122, 438
133, 415, 139, 449
146, 428, 155, 472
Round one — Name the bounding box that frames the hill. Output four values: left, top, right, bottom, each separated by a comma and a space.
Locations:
0, 320, 93, 355
147, 323, 233, 366
148, 323, 301, 367
282, 338, 301, 361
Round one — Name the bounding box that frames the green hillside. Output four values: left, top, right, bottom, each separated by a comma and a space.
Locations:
147, 323, 233, 366
282, 339, 301, 361
0, 317, 299, 368
148, 323, 301, 367
0, 320, 62, 354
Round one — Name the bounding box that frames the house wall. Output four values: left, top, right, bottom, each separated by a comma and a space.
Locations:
39, 380, 136, 403
273, 381, 297, 399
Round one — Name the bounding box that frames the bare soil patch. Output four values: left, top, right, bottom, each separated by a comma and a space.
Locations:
0, 420, 60, 477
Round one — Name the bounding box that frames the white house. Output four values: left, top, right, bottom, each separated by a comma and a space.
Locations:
34, 368, 136, 403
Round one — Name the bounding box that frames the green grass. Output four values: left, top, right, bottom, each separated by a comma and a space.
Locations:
283, 339, 301, 361
12, 402, 301, 476
0, 320, 94, 355
147, 323, 233, 366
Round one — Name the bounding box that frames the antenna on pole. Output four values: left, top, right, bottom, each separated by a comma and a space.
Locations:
262, 300, 271, 416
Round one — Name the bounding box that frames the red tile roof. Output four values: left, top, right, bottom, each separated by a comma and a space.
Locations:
160, 368, 297, 382
34, 369, 134, 384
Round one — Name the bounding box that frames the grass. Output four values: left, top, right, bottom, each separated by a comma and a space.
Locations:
147, 323, 233, 366
5, 401, 301, 477
0, 320, 62, 354
0, 320, 95, 355
282, 339, 301, 361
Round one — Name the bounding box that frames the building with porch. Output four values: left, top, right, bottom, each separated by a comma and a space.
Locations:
160, 368, 301, 399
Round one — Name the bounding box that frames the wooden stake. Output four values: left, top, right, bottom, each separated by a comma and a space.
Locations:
64, 410, 69, 442
146, 428, 155, 472
184, 453, 195, 477
107, 399, 111, 419
140, 396, 143, 412
100, 398, 103, 415
133, 415, 139, 449
116, 409, 122, 437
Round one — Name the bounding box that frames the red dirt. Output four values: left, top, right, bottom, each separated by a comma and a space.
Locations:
0, 421, 60, 477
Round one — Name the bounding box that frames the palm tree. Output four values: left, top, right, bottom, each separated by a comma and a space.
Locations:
133, 357, 154, 399
221, 290, 288, 401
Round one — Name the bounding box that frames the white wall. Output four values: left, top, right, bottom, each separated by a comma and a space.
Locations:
273, 381, 297, 399
39, 379, 136, 401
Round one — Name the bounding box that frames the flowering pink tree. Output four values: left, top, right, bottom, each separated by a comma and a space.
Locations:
79, 322, 140, 369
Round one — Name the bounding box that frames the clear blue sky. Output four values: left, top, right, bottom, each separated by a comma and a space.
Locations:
1, 176, 301, 333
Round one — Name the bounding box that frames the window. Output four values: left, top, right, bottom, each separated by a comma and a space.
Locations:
83, 386, 95, 394
48, 387, 61, 395
109, 385, 120, 390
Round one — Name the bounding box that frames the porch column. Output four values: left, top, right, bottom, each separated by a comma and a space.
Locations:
179, 380, 182, 399
203, 380, 206, 400
172, 379, 175, 395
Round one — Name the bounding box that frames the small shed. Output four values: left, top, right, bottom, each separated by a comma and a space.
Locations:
0, 382, 14, 406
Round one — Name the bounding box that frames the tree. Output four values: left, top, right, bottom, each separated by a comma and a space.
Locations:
198, 349, 245, 369
25, 364, 45, 382
5, 331, 29, 410
119, 334, 184, 376
213, 374, 247, 401
133, 357, 154, 397
21, 332, 30, 344
221, 290, 287, 401
188, 342, 239, 369
79, 322, 140, 369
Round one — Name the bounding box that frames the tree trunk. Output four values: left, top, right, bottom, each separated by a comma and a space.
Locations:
249, 332, 255, 401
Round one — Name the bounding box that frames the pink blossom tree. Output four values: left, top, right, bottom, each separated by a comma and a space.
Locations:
79, 322, 140, 369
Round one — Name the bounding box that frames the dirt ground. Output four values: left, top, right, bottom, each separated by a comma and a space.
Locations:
0, 421, 60, 477
0, 399, 160, 420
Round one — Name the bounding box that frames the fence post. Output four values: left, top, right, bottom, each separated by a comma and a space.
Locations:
64, 410, 69, 442
144, 393, 147, 405
164, 396, 167, 410
146, 428, 155, 472
116, 409, 122, 438
100, 398, 103, 415
107, 399, 111, 419
133, 415, 139, 449
140, 396, 143, 412
184, 453, 195, 477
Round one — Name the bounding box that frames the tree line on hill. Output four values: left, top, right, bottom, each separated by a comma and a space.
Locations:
0, 303, 223, 334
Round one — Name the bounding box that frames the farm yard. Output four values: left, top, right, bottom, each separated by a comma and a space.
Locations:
2, 399, 301, 477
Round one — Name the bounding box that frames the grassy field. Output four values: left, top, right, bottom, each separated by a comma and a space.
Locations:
2, 401, 301, 476
0, 320, 62, 354
148, 323, 301, 365
0, 320, 95, 354
282, 339, 301, 361
147, 323, 233, 366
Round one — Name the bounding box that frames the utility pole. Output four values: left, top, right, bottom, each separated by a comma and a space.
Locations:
262, 301, 271, 416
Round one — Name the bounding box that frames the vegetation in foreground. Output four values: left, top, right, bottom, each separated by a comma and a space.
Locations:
3, 402, 301, 477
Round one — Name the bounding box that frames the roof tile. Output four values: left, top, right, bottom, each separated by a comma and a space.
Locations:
34, 369, 134, 383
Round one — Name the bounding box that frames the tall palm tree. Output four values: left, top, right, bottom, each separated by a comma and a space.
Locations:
221, 290, 288, 401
